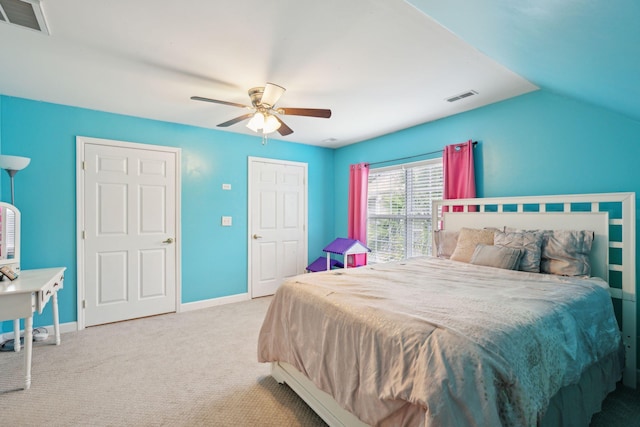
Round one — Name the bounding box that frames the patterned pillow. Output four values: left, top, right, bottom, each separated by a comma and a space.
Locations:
540, 230, 594, 276
433, 230, 459, 259
450, 227, 495, 263
470, 244, 523, 270
494, 230, 544, 273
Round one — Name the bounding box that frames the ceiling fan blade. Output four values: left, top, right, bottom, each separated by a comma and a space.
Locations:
275, 116, 294, 136
277, 108, 332, 118
217, 113, 255, 127
191, 96, 251, 109
260, 83, 286, 107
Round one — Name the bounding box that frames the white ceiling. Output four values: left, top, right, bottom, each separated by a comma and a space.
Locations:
0, 0, 538, 148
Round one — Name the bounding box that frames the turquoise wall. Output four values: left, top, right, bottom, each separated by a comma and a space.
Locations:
334, 89, 640, 367
0, 95, 335, 330
334, 90, 640, 234
3, 89, 639, 368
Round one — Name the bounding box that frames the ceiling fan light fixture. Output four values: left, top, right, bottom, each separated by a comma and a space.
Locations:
261, 83, 286, 108
263, 115, 281, 134
246, 112, 265, 132
192, 82, 330, 139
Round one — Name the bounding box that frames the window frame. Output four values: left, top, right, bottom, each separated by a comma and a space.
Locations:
367, 157, 443, 263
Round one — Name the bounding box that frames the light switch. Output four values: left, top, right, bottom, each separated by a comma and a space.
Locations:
222, 183, 231, 190
221, 216, 232, 226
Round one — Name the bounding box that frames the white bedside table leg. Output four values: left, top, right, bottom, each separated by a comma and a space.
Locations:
52, 291, 61, 345
24, 316, 33, 389
13, 319, 20, 352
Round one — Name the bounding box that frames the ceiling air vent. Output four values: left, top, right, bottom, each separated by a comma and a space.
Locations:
446, 90, 478, 103
0, 0, 49, 34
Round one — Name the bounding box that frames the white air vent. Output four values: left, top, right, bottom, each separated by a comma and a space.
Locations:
0, 0, 49, 34
446, 90, 478, 103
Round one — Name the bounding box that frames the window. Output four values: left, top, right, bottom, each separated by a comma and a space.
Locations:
367, 158, 443, 263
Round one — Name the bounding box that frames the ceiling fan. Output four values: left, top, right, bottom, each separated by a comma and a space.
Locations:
191, 83, 331, 137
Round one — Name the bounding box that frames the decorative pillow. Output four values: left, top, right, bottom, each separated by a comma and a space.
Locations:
470, 244, 523, 270
450, 227, 495, 263
494, 230, 544, 273
433, 230, 459, 259
540, 230, 594, 276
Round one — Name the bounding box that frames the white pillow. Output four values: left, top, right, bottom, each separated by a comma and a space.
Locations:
470, 244, 523, 270
433, 230, 459, 259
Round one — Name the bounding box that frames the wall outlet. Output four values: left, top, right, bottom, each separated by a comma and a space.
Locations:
222, 183, 231, 190
221, 216, 232, 226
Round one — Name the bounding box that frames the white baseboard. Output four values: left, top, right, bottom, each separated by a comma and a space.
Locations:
1, 321, 78, 342
179, 292, 250, 313
1, 293, 252, 342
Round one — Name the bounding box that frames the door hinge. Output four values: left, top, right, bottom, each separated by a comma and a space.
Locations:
82, 230, 86, 239
82, 300, 86, 309
82, 160, 86, 170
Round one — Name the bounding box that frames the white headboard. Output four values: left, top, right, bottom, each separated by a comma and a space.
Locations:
433, 192, 637, 388
439, 212, 609, 281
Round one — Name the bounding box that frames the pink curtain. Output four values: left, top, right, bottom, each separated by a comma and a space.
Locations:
348, 163, 370, 267
443, 140, 476, 212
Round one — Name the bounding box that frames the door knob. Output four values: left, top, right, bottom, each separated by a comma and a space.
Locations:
253, 234, 263, 239
163, 238, 174, 244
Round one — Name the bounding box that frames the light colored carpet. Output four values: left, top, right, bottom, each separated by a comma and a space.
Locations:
0, 296, 326, 427
0, 296, 638, 426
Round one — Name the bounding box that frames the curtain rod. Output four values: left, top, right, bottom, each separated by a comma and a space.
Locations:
368, 140, 477, 167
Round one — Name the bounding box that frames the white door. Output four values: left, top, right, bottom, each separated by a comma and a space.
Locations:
249, 157, 307, 298
79, 138, 179, 327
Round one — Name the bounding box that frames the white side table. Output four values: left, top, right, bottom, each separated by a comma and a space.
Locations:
0, 267, 66, 389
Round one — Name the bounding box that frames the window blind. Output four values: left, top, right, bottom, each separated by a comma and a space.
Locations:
367, 158, 443, 263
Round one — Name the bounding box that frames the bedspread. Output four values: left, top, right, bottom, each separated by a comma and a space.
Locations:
257, 257, 621, 427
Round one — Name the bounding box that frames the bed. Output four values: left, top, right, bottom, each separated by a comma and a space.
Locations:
258, 193, 637, 426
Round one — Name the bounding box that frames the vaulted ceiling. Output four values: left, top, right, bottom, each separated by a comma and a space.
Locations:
0, 0, 636, 148
408, 0, 640, 124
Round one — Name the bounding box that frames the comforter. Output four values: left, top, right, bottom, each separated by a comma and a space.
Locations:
257, 257, 621, 426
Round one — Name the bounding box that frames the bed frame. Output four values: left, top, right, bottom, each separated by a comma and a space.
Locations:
271, 192, 637, 426
433, 192, 636, 389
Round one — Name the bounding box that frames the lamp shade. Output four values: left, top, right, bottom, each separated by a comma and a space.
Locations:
0, 155, 31, 171
262, 115, 282, 134
246, 113, 265, 132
